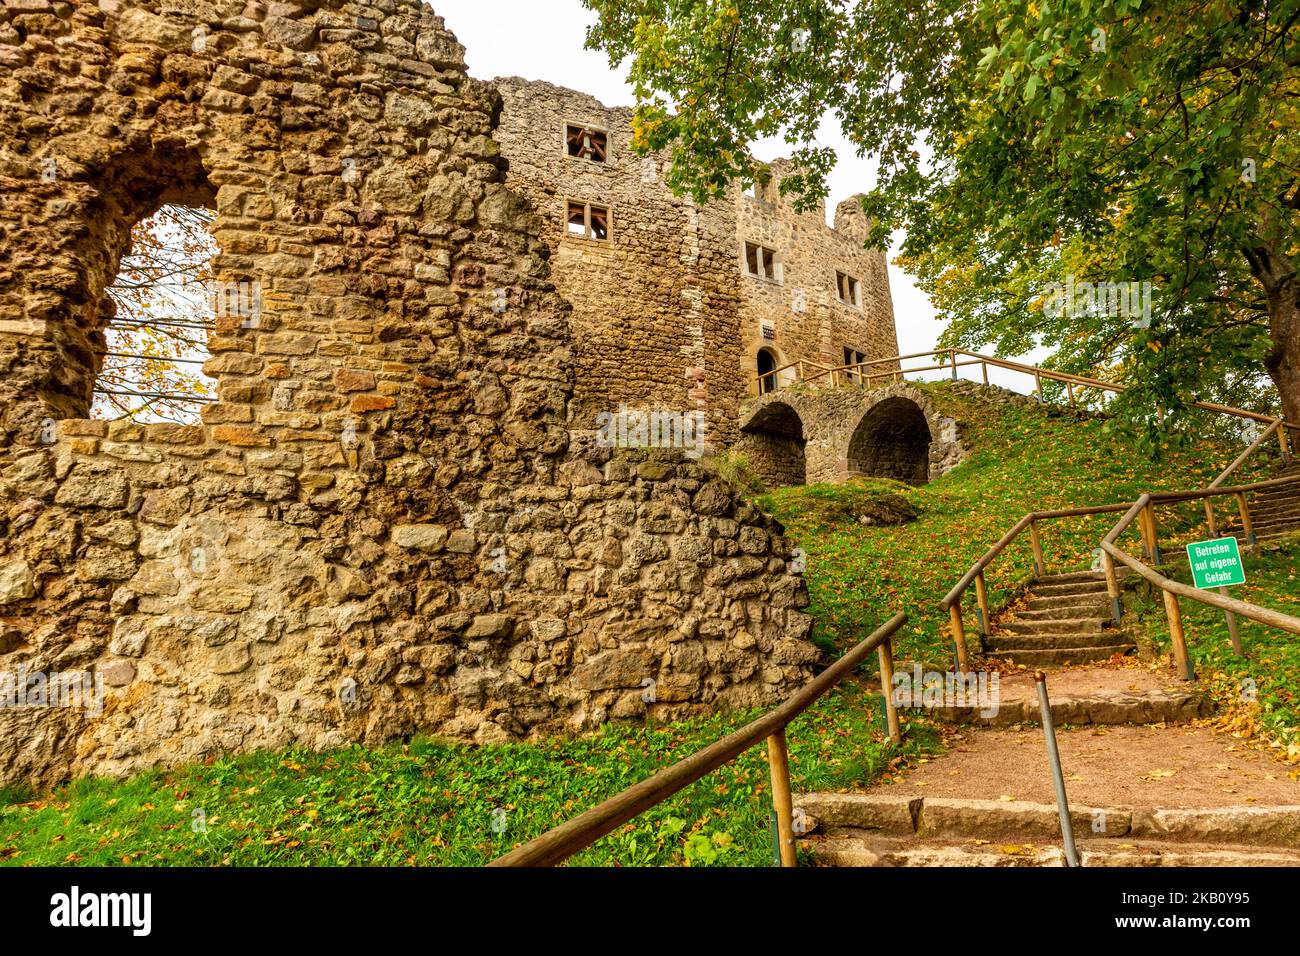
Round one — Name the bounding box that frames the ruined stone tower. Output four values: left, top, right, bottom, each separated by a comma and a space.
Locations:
492, 78, 899, 447
0, 0, 815, 787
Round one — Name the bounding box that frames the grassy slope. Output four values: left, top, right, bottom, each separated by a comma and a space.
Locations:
1129, 537, 1300, 771
0, 684, 938, 867
0, 382, 1277, 866
759, 382, 1268, 663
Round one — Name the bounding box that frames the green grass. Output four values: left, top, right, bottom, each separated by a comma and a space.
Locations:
759, 382, 1274, 663
1128, 536, 1300, 769
2, 381, 1279, 866
0, 682, 940, 867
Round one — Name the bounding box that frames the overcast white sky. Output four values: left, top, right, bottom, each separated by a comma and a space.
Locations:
433, 0, 1024, 386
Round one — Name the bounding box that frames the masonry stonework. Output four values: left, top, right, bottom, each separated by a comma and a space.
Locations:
492, 78, 900, 447
0, 0, 815, 787
737, 384, 969, 487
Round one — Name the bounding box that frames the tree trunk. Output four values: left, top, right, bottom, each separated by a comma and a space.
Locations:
1245, 240, 1300, 426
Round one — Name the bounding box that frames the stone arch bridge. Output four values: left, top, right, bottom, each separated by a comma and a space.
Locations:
735, 383, 968, 488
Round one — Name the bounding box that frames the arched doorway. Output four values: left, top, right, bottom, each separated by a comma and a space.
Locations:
847, 397, 933, 484
756, 348, 779, 395
737, 401, 806, 487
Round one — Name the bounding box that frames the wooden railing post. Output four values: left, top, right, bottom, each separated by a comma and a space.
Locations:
949, 604, 971, 672
1280, 423, 1291, 463
1029, 520, 1046, 576
766, 729, 797, 867
1034, 370, 1043, 400
1203, 498, 1217, 536
1139, 502, 1163, 565
877, 640, 902, 745
981, 361, 990, 386
1145, 502, 1163, 565
1162, 590, 1194, 680
974, 571, 991, 636
949, 348, 958, 381
1236, 492, 1257, 551
1101, 550, 1123, 625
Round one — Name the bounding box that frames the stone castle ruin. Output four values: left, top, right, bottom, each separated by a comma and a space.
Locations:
492, 78, 899, 445
0, 0, 823, 787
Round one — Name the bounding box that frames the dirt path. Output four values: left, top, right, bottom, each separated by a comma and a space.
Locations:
884, 723, 1299, 807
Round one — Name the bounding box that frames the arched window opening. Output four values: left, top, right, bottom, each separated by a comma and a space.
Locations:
95, 203, 220, 424
757, 348, 779, 394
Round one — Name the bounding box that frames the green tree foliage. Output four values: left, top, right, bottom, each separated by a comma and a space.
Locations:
583, 0, 1300, 450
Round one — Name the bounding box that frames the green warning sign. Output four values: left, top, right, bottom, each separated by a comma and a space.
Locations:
1186, 537, 1246, 589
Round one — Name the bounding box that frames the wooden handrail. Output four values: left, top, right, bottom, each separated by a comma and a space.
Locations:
754, 346, 1289, 437
1093, 475, 1300, 676
1149, 473, 1300, 504
1101, 539, 1300, 635
941, 466, 1300, 667
488, 612, 909, 867
940, 503, 1133, 610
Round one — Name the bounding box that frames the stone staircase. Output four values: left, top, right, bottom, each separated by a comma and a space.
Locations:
981, 464, 1300, 668
982, 570, 1135, 666
1223, 463, 1300, 544
796, 793, 1300, 867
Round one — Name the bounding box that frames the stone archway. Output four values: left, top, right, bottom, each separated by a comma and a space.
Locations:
738, 382, 966, 486
847, 396, 933, 484
736, 400, 806, 487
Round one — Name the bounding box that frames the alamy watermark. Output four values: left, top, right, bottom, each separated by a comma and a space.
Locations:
595, 405, 707, 459
209, 279, 262, 329
1, 666, 104, 716
1043, 275, 1154, 329
891, 665, 1000, 718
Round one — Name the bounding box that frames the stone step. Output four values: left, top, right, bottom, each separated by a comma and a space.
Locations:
986, 631, 1128, 651
1024, 593, 1109, 611
1034, 570, 1110, 585
1251, 517, 1300, 533
1256, 485, 1300, 500
999, 617, 1110, 636
1252, 498, 1300, 518
793, 793, 1300, 848
928, 682, 1211, 727
805, 834, 1300, 867
1253, 515, 1300, 530
1014, 604, 1110, 621
986, 644, 1135, 666
1031, 580, 1110, 598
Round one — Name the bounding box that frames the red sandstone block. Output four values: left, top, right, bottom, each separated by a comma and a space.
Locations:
336, 369, 377, 392
143, 423, 204, 445
58, 419, 108, 438
351, 394, 395, 413
212, 425, 272, 447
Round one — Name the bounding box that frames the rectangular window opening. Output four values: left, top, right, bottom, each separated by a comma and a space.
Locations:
745, 242, 779, 282
97, 203, 220, 424
565, 124, 608, 162
567, 201, 610, 241
836, 271, 861, 307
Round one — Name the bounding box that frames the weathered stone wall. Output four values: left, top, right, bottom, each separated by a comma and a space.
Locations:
735, 164, 898, 395
0, 0, 814, 788
493, 78, 745, 444
491, 79, 900, 445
